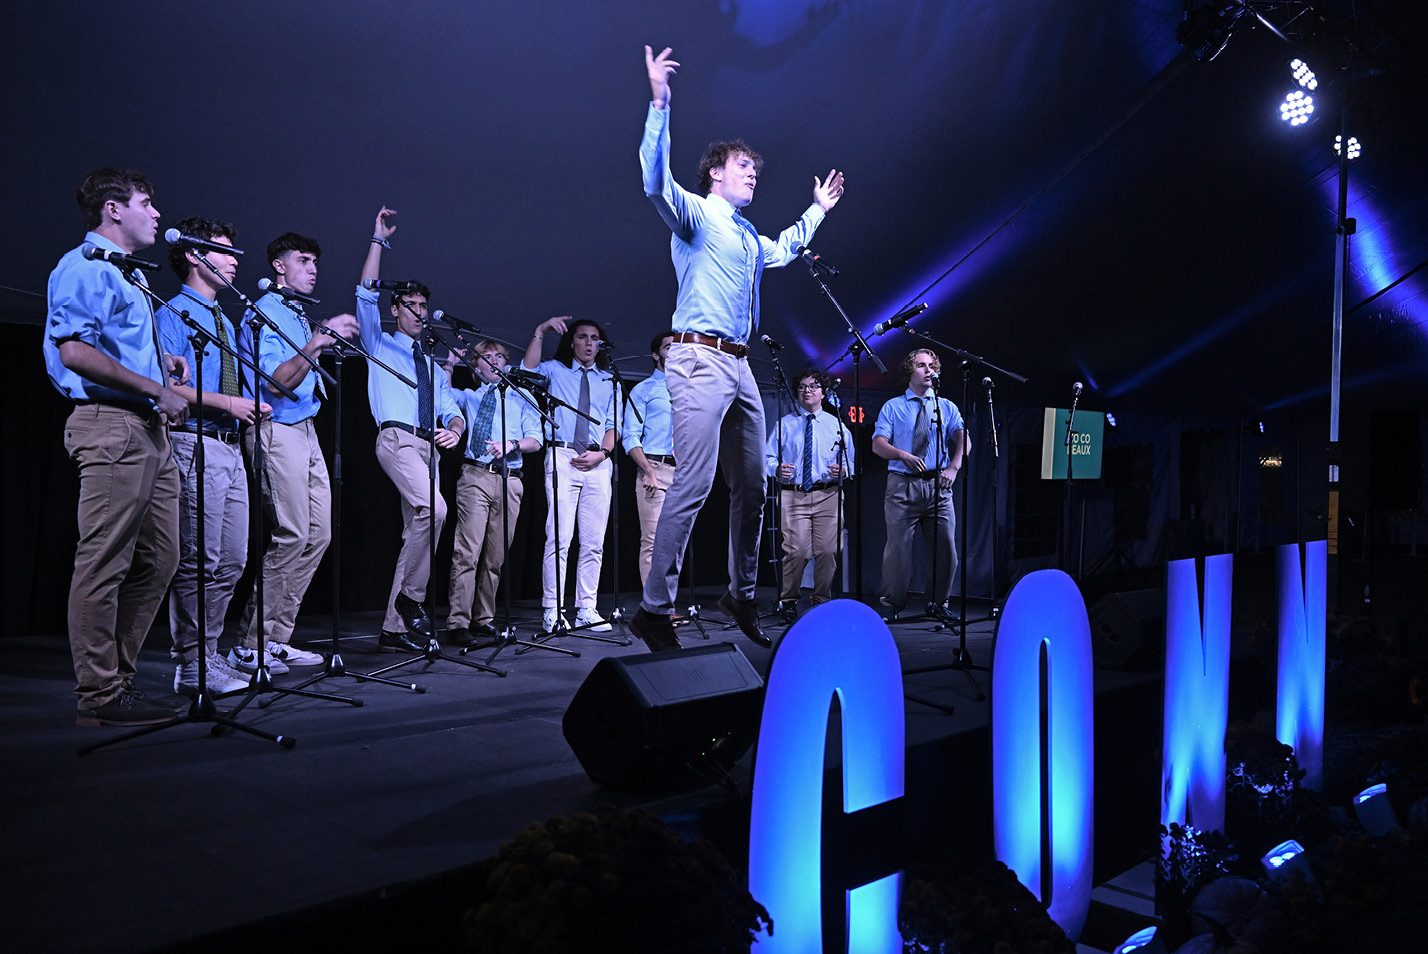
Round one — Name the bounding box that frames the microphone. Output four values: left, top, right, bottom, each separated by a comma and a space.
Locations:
82, 243, 161, 272
796, 245, 839, 277
431, 309, 479, 332
597, 340, 614, 352
929, 371, 942, 390
759, 334, 783, 351
362, 278, 420, 292
982, 376, 994, 389
872, 302, 928, 336
257, 277, 320, 306
164, 228, 243, 256
509, 368, 550, 391
825, 379, 842, 408
1072, 381, 1083, 397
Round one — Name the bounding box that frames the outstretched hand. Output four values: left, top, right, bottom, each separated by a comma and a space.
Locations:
374, 206, 397, 242
813, 170, 845, 212
645, 45, 679, 109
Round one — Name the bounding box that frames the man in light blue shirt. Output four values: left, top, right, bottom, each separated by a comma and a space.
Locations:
630, 45, 846, 653
156, 216, 270, 696
237, 232, 359, 671
622, 330, 676, 587
523, 316, 618, 632
872, 348, 968, 617
45, 168, 188, 726
360, 207, 466, 651
444, 340, 542, 645
766, 368, 854, 613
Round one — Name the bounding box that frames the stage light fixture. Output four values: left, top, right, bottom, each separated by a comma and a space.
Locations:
1333, 134, 1361, 159
1290, 58, 1318, 91
1353, 783, 1399, 836
1114, 926, 1160, 954
1280, 90, 1315, 126
1177, 3, 1241, 62
1106, 413, 1118, 428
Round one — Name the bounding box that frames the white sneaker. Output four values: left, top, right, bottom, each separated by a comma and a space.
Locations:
174, 656, 251, 695
268, 642, 325, 667
228, 644, 289, 675
542, 609, 568, 632
574, 608, 612, 632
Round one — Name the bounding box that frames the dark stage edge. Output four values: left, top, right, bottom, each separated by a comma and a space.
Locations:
1, 589, 1200, 954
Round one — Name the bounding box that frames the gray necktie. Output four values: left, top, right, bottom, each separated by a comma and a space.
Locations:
572, 367, 591, 448
911, 398, 929, 461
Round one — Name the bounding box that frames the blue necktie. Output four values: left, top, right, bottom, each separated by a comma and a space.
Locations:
413, 339, 432, 428
801, 413, 815, 492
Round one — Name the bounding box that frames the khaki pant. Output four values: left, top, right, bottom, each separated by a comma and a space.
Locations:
64, 405, 179, 709
778, 485, 842, 603
375, 427, 448, 632
635, 458, 675, 587
241, 417, 330, 646
168, 431, 248, 661
448, 464, 523, 627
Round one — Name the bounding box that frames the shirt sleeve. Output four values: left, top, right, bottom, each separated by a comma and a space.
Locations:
156, 303, 195, 371
765, 421, 782, 478
47, 258, 112, 348
354, 285, 384, 355
640, 103, 703, 241
622, 383, 647, 454
759, 204, 828, 269
873, 401, 896, 443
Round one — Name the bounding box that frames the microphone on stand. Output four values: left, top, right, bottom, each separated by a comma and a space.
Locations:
982, 376, 994, 390
362, 278, 420, 292
1071, 381, 1083, 398
760, 334, 783, 351
257, 277, 320, 306
164, 228, 244, 256
82, 244, 161, 272
432, 309, 479, 332
509, 368, 550, 392
796, 245, 839, 277
872, 302, 928, 336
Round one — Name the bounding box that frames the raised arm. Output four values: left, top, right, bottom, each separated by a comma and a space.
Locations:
640, 45, 701, 240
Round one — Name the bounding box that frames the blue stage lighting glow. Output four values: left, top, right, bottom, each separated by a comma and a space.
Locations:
749, 599, 905, 954
1263, 838, 1305, 869
993, 569, 1094, 940
1280, 90, 1314, 126
1290, 58, 1318, 91
1114, 926, 1160, 954
1277, 541, 1327, 789
1161, 555, 1233, 835
1354, 783, 1388, 805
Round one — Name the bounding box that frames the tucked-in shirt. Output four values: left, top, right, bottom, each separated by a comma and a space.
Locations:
766, 408, 856, 482
43, 231, 164, 404
640, 103, 826, 343
457, 381, 541, 469
533, 359, 616, 447
874, 389, 966, 474
354, 286, 461, 430
156, 285, 247, 432
622, 368, 674, 456
241, 289, 321, 425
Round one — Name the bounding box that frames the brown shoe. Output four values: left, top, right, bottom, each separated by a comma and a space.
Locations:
717, 592, 771, 648
630, 608, 682, 653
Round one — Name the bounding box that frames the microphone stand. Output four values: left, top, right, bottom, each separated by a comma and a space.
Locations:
364, 313, 505, 679
814, 266, 885, 605
760, 341, 798, 624
600, 349, 633, 636
78, 278, 300, 755
1062, 384, 1082, 579
827, 381, 853, 607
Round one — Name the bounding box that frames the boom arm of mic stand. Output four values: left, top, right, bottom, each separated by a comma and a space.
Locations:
899, 325, 1030, 385
802, 258, 888, 375
167, 306, 299, 403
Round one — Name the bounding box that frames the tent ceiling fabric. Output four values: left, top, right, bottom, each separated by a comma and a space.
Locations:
3, 0, 1425, 415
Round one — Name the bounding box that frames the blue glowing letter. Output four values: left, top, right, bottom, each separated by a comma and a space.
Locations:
993, 569, 1094, 940
1161, 554, 1233, 834
750, 600, 904, 954
1276, 541, 1326, 789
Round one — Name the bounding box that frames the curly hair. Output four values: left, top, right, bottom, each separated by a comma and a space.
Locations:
697, 140, 763, 194
899, 347, 940, 387
793, 367, 832, 394
166, 216, 238, 279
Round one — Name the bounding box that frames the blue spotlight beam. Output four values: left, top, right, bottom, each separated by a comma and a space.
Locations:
992, 569, 1094, 941
1160, 555, 1233, 836
749, 599, 905, 954
1276, 541, 1327, 789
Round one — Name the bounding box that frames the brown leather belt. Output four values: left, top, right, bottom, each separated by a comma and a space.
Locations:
463, 458, 520, 476
672, 332, 749, 358
173, 424, 241, 445
645, 454, 677, 465
380, 420, 434, 441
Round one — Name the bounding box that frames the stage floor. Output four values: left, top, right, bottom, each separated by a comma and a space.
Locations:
2, 588, 1027, 954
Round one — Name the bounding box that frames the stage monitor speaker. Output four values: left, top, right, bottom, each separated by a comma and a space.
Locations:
563, 642, 765, 791
1088, 589, 1164, 670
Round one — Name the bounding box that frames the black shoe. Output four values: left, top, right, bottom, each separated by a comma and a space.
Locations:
379, 630, 427, 653
472, 622, 500, 640
76, 690, 177, 727
395, 593, 434, 638
442, 626, 477, 647
717, 592, 771, 648
777, 600, 798, 620
928, 601, 961, 623
630, 608, 682, 653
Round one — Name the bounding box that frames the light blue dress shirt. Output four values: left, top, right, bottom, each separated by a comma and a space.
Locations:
157, 285, 246, 432
874, 389, 966, 474
457, 382, 540, 469
640, 104, 826, 343
622, 368, 675, 456
354, 286, 460, 430
766, 408, 856, 482
241, 289, 322, 425
43, 232, 164, 403
534, 358, 616, 447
